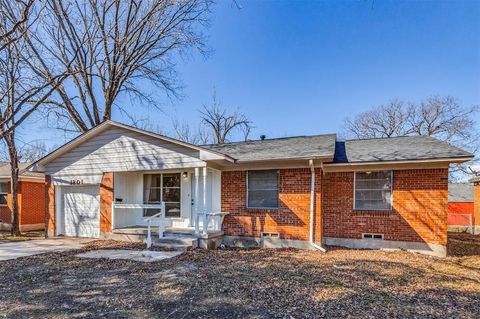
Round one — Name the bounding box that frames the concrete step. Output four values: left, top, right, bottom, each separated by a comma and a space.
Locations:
105, 232, 198, 250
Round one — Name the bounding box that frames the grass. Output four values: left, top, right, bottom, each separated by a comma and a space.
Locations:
0, 233, 478, 318
0, 231, 44, 242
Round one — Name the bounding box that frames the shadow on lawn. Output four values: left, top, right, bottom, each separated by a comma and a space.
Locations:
1, 248, 480, 318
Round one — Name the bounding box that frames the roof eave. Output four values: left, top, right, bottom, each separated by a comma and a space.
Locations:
235, 155, 334, 164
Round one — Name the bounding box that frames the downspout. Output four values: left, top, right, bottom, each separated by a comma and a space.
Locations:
309, 159, 326, 252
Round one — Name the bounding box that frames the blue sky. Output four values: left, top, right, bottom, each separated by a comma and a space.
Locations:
18, 0, 480, 148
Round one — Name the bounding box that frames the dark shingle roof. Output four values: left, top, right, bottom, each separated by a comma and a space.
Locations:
448, 183, 474, 202
333, 136, 473, 163
204, 134, 337, 162
0, 162, 44, 179
470, 176, 480, 183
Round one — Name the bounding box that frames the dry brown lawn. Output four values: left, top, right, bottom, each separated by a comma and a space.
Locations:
0, 233, 478, 318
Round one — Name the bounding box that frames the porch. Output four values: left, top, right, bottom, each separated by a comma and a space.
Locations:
110, 167, 228, 248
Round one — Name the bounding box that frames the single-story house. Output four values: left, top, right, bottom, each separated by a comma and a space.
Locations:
30, 120, 474, 256
0, 162, 45, 231
448, 183, 475, 233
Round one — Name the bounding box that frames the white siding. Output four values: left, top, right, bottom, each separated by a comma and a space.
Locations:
113, 170, 194, 228
46, 126, 206, 185
211, 169, 221, 212
113, 172, 143, 228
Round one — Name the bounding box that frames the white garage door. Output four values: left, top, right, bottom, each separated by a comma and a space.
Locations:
62, 186, 100, 238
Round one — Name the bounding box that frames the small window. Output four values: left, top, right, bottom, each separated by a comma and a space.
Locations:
0, 183, 8, 205
247, 170, 279, 208
354, 171, 392, 211
0, 182, 8, 205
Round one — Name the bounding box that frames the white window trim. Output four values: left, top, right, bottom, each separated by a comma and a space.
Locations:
0, 182, 8, 206
246, 170, 279, 209
143, 172, 182, 218
353, 170, 393, 211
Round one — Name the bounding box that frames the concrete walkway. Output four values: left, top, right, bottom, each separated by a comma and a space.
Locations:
0, 238, 91, 261
76, 249, 183, 262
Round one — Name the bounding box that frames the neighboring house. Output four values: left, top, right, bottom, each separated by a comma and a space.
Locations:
30, 121, 474, 257
448, 183, 475, 233
0, 162, 45, 231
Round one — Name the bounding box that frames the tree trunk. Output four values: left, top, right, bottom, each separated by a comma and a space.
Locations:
5, 132, 20, 236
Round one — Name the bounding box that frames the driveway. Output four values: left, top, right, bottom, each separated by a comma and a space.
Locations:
0, 238, 92, 261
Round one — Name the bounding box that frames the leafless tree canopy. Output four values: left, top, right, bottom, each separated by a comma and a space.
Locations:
24, 0, 211, 133
344, 95, 479, 177
0, 140, 49, 162
200, 91, 252, 144
0, 0, 34, 51
172, 118, 210, 145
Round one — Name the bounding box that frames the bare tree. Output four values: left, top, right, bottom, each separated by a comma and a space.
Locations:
128, 115, 166, 136
25, 0, 211, 133
344, 100, 412, 138
173, 118, 211, 144
0, 1, 71, 235
343, 95, 479, 178
0, 0, 35, 51
200, 91, 252, 144
0, 140, 49, 163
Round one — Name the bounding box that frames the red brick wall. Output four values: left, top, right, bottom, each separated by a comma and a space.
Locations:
45, 176, 55, 234
18, 181, 45, 225
100, 172, 114, 233
222, 168, 448, 245
221, 169, 322, 241
0, 180, 45, 226
322, 169, 448, 245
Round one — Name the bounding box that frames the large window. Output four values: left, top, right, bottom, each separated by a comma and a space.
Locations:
247, 170, 279, 209
354, 171, 392, 211
143, 173, 181, 217
0, 182, 7, 205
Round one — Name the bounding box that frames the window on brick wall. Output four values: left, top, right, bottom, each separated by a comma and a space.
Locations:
247, 170, 279, 208
0, 182, 7, 205
354, 171, 392, 210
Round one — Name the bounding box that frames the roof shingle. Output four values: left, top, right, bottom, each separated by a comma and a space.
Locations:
333, 136, 473, 163
204, 134, 337, 162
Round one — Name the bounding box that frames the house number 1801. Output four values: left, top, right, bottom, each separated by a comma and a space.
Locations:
70, 179, 84, 185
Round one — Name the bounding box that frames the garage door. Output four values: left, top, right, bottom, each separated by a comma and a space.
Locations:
62, 186, 100, 238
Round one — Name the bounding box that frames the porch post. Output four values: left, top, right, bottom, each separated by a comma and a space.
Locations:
202, 167, 208, 236
194, 168, 200, 236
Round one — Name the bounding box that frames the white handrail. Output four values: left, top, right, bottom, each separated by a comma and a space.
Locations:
142, 202, 165, 249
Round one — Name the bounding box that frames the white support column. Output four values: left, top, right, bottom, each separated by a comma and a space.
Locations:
194, 168, 200, 236
202, 167, 208, 236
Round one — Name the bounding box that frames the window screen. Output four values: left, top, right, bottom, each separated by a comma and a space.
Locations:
354, 171, 392, 210
0, 182, 7, 205
247, 170, 279, 208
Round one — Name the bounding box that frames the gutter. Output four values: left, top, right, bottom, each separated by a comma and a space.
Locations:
309, 159, 326, 252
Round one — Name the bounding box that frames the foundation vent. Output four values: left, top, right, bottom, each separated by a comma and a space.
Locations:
362, 233, 384, 240
261, 232, 280, 238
